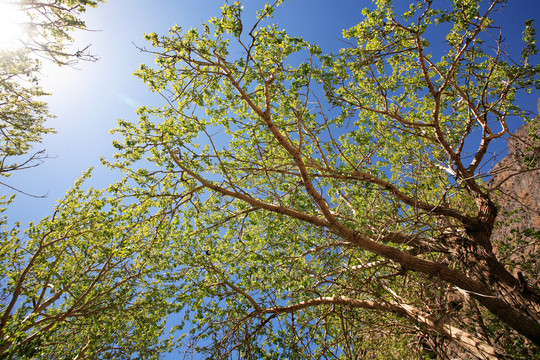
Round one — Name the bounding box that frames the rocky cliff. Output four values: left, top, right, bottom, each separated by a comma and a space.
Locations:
488, 108, 540, 290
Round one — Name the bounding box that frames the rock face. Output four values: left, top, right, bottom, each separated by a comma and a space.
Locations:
488, 117, 540, 290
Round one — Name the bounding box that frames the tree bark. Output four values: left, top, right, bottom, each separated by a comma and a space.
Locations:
263, 296, 507, 359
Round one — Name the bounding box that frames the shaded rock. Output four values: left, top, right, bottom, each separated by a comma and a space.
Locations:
488, 119, 540, 291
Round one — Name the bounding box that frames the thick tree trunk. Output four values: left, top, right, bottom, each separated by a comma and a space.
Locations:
338, 223, 540, 347
464, 197, 540, 345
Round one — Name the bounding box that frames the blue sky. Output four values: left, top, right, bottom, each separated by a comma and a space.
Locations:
1, 0, 539, 358
4, 0, 387, 225
4, 0, 540, 250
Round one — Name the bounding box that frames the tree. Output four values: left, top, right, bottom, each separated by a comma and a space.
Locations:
3, 0, 538, 358
107, 0, 540, 358
0, 1, 171, 357
0, 0, 103, 190
0, 172, 177, 359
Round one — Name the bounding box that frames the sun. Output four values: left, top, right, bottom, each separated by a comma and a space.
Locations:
0, 1, 28, 50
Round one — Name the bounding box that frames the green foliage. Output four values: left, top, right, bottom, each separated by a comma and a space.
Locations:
107, 0, 540, 358
0, 0, 103, 183
2, 0, 539, 358
0, 51, 53, 177
0, 171, 177, 358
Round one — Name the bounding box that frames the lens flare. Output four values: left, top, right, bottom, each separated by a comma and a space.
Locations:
0, 1, 27, 50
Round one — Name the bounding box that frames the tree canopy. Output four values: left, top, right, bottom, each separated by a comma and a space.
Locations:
0, 0, 103, 189
1, 0, 540, 359
0, 171, 176, 358
112, 0, 539, 357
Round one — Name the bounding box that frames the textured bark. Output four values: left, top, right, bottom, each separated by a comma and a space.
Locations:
262, 296, 506, 359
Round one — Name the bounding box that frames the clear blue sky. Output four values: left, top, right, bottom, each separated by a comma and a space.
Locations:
1, 1, 539, 358
4, 0, 540, 226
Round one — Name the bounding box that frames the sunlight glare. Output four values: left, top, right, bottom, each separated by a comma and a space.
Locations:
0, 1, 27, 50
